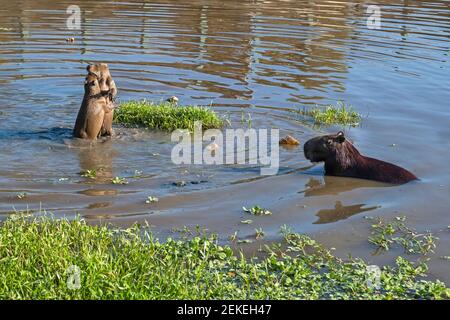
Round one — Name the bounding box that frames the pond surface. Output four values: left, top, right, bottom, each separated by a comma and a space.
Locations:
0, 0, 449, 283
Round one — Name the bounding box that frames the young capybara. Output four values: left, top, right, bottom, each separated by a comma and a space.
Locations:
86, 63, 117, 137
303, 131, 418, 184
73, 73, 114, 140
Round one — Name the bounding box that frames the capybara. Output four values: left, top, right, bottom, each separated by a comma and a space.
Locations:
86, 63, 117, 137
303, 131, 418, 184
73, 73, 114, 140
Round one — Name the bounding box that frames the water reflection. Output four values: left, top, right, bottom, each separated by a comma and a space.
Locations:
313, 200, 379, 224
74, 139, 115, 183
0, 1, 371, 104
1, 0, 448, 111
302, 176, 389, 197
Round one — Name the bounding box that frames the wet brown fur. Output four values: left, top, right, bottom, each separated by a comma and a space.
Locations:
86, 63, 117, 137
73, 73, 113, 140
303, 132, 418, 184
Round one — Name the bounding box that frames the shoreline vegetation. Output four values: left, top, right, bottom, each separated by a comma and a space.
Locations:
0, 216, 448, 300
297, 102, 362, 126
114, 100, 224, 131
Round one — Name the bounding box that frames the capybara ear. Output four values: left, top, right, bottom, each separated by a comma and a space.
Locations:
87, 65, 92, 72
336, 131, 345, 143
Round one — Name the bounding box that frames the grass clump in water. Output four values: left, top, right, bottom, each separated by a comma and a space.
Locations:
299, 102, 361, 126
0, 215, 448, 300
368, 216, 437, 255
114, 100, 223, 131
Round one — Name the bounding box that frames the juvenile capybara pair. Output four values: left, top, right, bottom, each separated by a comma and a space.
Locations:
73, 63, 117, 140
304, 131, 418, 184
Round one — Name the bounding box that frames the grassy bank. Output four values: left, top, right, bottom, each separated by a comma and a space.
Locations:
114, 100, 223, 131
298, 102, 361, 126
0, 216, 448, 300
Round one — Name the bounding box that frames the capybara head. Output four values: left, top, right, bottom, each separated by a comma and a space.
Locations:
84, 73, 101, 96
304, 131, 361, 169
86, 63, 115, 97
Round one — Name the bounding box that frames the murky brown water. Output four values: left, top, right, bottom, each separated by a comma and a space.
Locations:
1, 0, 449, 283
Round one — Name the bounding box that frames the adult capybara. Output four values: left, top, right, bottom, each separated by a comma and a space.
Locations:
86, 63, 117, 137
303, 131, 418, 184
73, 73, 114, 140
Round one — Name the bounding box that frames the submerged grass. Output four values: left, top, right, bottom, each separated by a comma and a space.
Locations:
114, 100, 223, 131
299, 102, 361, 126
0, 216, 448, 300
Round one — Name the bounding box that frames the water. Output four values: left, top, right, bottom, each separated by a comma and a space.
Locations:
0, 0, 449, 283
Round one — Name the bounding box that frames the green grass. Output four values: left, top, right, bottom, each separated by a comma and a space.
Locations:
0, 216, 448, 300
114, 100, 224, 131
299, 102, 361, 126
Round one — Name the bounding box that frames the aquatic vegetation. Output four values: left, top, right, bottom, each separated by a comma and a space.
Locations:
255, 228, 265, 239
111, 177, 128, 185
229, 231, 238, 242
0, 216, 448, 300
240, 111, 252, 128
243, 206, 272, 216
80, 169, 97, 179
145, 196, 159, 204
114, 100, 223, 131
298, 102, 361, 126
8, 210, 34, 219
16, 192, 27, 199
369, 216, 437, 255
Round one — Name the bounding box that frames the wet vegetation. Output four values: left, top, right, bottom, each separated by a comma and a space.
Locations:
368, 216, 437, 255
114, 100, 223, 131
80, 169, 97, 179
298, 102, 361, 126
242, 206, 272, 216
111, 177, 128, 185
0, 216, 448, 300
